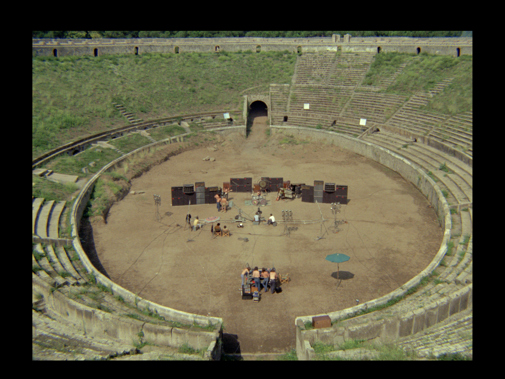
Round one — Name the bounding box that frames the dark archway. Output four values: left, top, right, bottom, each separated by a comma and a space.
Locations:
456, 47, 461, 57
416, 47, 421, 55
53, 49, 57, 57
377, 46, 382, 53
134, 46, 139, 55
246, 101, 268, 137
94, 48, 98, 57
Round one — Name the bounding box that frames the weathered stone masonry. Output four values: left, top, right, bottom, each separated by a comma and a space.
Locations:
32, 35, 472, 58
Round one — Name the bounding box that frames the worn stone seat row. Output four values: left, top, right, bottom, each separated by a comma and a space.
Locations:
32, 198, 66, 239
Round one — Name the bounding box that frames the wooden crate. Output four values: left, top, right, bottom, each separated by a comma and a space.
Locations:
312, 315, 331, 329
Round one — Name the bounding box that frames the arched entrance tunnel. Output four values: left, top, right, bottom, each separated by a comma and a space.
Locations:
246, 100, 268, 137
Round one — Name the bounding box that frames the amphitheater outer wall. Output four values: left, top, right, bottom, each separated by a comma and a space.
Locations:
32, 36, 472, 58
267, 125, 454, 359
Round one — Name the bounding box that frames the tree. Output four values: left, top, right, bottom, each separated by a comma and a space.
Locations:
65, 31, 88, 39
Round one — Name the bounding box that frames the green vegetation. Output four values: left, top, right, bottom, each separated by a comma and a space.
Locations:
311, 340, 418, 360
363, 52, 472, 115
33, 31, 467, 39
33, 51, 296, 158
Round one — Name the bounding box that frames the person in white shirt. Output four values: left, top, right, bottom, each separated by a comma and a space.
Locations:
267, 213, 275, 225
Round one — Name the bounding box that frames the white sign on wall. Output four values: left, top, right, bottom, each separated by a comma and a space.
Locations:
223, 113, 230, 119
304, 103, 310, 110
360, 118, 367, 126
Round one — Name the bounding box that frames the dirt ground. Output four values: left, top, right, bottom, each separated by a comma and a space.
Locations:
90, 112, 443, 355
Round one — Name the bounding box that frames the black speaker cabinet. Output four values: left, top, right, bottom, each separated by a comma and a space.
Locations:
171, 186, 184, 206
183, 184, 194, 194
324, 183, 336, 192
301, 185, 314, 203
183, 192, 196, 205
323, 190, 337, 203
205, 187, 220, 204
230, 178, 252, 192
336, 185, 348, 197
268, 177, 283, 192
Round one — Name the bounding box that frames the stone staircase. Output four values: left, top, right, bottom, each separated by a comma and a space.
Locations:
112, 102, 143, 124
396, 308, 472, 358
32, 197, 70, 241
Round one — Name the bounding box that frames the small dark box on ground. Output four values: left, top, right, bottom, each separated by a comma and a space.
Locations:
312, 315, 331, 329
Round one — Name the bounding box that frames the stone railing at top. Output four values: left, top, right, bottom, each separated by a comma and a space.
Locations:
32, 36, 473, 46
32, 36, 472, 57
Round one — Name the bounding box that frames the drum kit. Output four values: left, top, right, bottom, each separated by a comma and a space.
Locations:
251, 179, 269, 206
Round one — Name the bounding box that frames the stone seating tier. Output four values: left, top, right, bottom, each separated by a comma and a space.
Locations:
364, 131, 472, 206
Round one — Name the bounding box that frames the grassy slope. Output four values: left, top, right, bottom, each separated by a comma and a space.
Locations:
32, 51, 297, 158
363, 52, 472, 115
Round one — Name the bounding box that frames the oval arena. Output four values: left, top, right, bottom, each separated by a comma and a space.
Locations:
32, 35, 472, 360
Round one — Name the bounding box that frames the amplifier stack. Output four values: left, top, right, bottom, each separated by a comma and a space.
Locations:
314, 180, 324, 204
171, 178, 347, 206
300, 181, 348, 204
195, 182, 205, 205
172, 182, 222, 206
260, 177, 284, 192
230, 177, 252, 193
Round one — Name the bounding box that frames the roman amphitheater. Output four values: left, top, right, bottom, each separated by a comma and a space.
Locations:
32, 35, 472, 360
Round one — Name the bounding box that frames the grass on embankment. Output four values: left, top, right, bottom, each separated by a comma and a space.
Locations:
32, 50, 296, 158
362, 52, 472, 115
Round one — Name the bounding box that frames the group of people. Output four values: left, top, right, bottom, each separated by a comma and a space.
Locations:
253, 211, 276, 226
212, 222, 229, 236
241, 266, 279, 294
186, 215, 230, 235
215, 191, 229, 213
186, 214, 202, 231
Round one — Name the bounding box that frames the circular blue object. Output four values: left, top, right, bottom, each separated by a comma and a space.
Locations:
325, 253, 350, 263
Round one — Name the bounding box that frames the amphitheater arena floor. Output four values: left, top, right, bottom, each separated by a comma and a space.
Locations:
88, 117, 443, 354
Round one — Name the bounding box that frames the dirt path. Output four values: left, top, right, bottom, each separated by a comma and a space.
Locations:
90, 116, 443, 355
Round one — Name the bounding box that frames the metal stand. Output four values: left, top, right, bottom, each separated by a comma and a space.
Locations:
282, 209, 295, 236
154, 194, 161, 222
329, 202, 346, 233
315, 201, 330, 240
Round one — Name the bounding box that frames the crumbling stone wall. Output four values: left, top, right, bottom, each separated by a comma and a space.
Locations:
32, 36, 472, 58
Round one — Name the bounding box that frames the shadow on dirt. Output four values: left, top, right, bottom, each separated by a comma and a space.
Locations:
331, 271, 354, 280
222, 333, 243, 359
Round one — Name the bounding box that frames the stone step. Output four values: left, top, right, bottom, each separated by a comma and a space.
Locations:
55, 245, 87, 284
32, 309, 139, 361
45, 172, 79, 185
397, 309, 472, 358
33, 256, 56, 287
35, 200, 55, 238
32, 197, 45, 235
47, 201, 66, 239
43, 244, 79, 286
33, 244, 69, 287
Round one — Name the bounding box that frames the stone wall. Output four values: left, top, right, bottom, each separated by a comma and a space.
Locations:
32, 36, 472, 58
295, 283, 472, 358
32, 273, 221, 358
